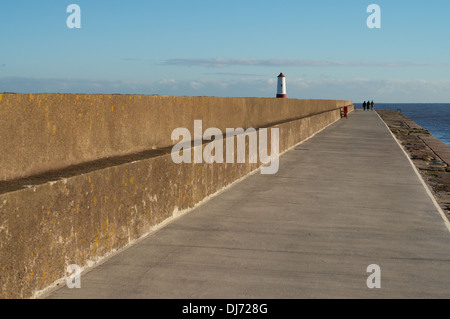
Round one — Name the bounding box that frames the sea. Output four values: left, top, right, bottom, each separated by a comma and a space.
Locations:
359, 103, 450, 147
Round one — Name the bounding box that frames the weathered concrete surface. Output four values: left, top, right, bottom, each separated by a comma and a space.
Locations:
0, 94, 351, 181
420, 136, 450, 166
44, 110, 450, 299
377, 110, 450, 218
0, 98, 351, 299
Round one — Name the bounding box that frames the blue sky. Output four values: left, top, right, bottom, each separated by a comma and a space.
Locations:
1, 0, 450, 102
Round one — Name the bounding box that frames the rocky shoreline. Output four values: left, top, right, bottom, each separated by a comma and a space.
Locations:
377, 110, 450, 221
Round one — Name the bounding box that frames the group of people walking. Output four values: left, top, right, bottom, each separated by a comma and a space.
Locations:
363, 100, 374, 111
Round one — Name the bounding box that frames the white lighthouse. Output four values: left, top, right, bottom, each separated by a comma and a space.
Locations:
276, 73, 286, 98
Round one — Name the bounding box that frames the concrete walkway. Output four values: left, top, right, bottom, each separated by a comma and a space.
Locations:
45, 110, 450, 299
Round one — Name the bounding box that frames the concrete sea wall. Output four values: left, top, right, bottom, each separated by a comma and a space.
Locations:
0, 94, 353, 298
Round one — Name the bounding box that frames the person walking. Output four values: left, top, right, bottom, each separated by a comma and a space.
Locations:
371, 100, 374, 110
363, 101, 366, 111
367, 99, 371, 110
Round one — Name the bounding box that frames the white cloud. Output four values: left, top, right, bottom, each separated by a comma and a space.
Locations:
162, 58, 450, 68
204, 72, 263, 77
190, 81, 204, 90
158, 78, 176, 84
1, 76, 449, 102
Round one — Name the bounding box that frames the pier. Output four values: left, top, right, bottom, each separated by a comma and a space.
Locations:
43, 110, 450, 298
